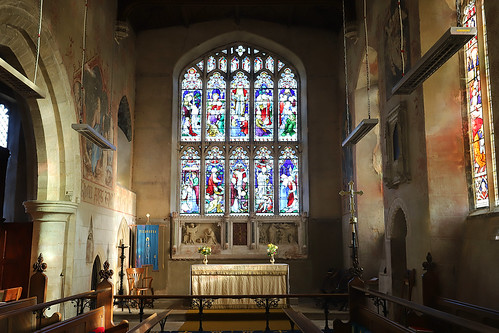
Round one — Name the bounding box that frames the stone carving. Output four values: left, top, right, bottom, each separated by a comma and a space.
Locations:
183, 223, 199, 244
182, 223, 220, 245
99, 260, 114, 281
259, 223, 298, 245
204, 227, 218, 245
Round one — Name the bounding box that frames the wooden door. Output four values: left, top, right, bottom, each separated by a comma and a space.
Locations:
0, 222, 33, 299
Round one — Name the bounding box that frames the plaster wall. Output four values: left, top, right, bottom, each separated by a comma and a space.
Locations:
133, 19, 345, 293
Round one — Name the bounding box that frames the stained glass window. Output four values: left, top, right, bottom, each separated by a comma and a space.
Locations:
255, 147, 274, 214
0, 104, 8, 148
206, 73, 226, 141
463, 0, 496, 208
205, 146, 225, 214
230, 147, 249, 214
180, 147, 200, 214
279, 147, 299, 215
178, 44, 301, 217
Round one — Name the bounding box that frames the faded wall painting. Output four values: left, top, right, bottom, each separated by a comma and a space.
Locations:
74, 61, 115, 188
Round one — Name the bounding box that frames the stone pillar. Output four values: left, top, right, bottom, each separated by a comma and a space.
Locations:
24, 200, 78, 302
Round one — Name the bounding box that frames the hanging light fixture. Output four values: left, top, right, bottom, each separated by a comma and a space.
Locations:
342, 0, 378, 147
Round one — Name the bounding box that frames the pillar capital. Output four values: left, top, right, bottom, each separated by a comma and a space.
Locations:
23, 200, 78, 222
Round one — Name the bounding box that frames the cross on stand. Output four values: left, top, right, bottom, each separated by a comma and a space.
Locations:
339, 180, 364, 278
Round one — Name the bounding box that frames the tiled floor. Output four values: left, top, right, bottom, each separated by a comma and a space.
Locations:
113, 299, 349, 332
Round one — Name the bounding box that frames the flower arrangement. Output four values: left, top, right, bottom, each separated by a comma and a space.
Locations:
267, 243, 278, 256
198, 246, 212, 256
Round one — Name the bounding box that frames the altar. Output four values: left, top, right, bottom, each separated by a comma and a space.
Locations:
190, 263, 289, 308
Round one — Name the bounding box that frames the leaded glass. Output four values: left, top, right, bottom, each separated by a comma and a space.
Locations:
181, 68, 202, 141
278, 69, 298, 141
278, 60, 285, 72
205, 147, 225, 214
266, 56, 274, 73
236, 45, 246, 56
230, 147, 249, 214
207, 56, 216, 72
242, 56, 251, 72
180, 147, 200, 214
254, 72, 274, 141
206, 73, 226, 141
254, 57, 263, 72
230, 72, 250, 141
279, 147, 299, 215
463, 1, 489, 208
219, 57, 227, 72
231, 57, 239, 72
255, 147, 274, 214
196, 60, 204, 71
0, 104, 8, 148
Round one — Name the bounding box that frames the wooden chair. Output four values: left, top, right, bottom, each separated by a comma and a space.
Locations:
141, 264, 154, 295
2, 287, 22, 302
126, 268, 146, 295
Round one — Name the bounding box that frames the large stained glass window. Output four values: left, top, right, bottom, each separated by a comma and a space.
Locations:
178, 44, 301, 216
462, 0, 497, 208
0, 104, 8, 148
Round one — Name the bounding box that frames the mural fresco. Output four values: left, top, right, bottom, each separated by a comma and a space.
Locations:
74, 61, 115, 189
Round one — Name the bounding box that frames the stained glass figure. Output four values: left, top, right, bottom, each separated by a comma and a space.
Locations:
219, 57, 227, 72
181, 68, 202, 141
266, 56, 274, 73
180, 147, 200, 214
196, 60, 204, 71
254, 147, 274, 214
278, 69, 298, 141
231, 57, 239, 72
205, 147, 225, 214
230, 72, 250, 141
254, 57, 263, 72
236, 45, 246, 56
254, 72, 274, 141
207, 56, 216, 72
0, 104, 8, 148
206, 73, 226, 141
279, 147, 299, 215
242, 56, 251, 72
464, 1, 489, 208
278, 60, 285, 72
230, 147, 249, 214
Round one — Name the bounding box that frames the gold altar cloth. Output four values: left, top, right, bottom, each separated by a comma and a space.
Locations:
190, 263, 289, 308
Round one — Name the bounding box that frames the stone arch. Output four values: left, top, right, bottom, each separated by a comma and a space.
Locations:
386, 197, 411, 240
115, 218, 130, 294
0, 1, 80, 201
170, 31, 309, 212
117, 96, 132, 188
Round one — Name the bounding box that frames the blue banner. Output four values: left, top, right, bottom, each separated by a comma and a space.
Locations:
136, 225, 159, 271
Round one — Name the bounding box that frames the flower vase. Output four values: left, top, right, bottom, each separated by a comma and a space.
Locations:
203, 254, 208, 265
270, 253, 275, 264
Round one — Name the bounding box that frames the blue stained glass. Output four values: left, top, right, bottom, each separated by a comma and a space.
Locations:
230, 72, 250, 141
254, 72, 274, 141
207, 56, 216, 72
230, 147, 249, 214
181, 89, 202, 141
180, 147, 200, 214
182, 67, 202, 90
205, 147, 225, 214
206, 73, 226, 141
254, 147, 274, 214
279, 147, 299, 215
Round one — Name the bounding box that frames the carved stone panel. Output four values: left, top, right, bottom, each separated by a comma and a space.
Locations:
384, 103, 410, 188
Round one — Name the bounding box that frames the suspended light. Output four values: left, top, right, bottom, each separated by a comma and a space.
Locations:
71, 123, 116, 150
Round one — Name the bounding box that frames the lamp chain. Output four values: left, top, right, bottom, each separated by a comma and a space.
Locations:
363, 0, 371, 119
342, 0, 350, 135
80, 0, 89, 123
34, 0, 43, 84
398, 1, 405, 75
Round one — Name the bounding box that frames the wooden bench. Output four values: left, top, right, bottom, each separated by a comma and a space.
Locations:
0, 297, 37, 332
35, 306, 105, 333
1, 286, 23, 302
283, 307, 322, 333
127, 310, 173, 333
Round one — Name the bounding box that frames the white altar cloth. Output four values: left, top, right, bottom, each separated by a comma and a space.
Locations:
190, 263, 289, 308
